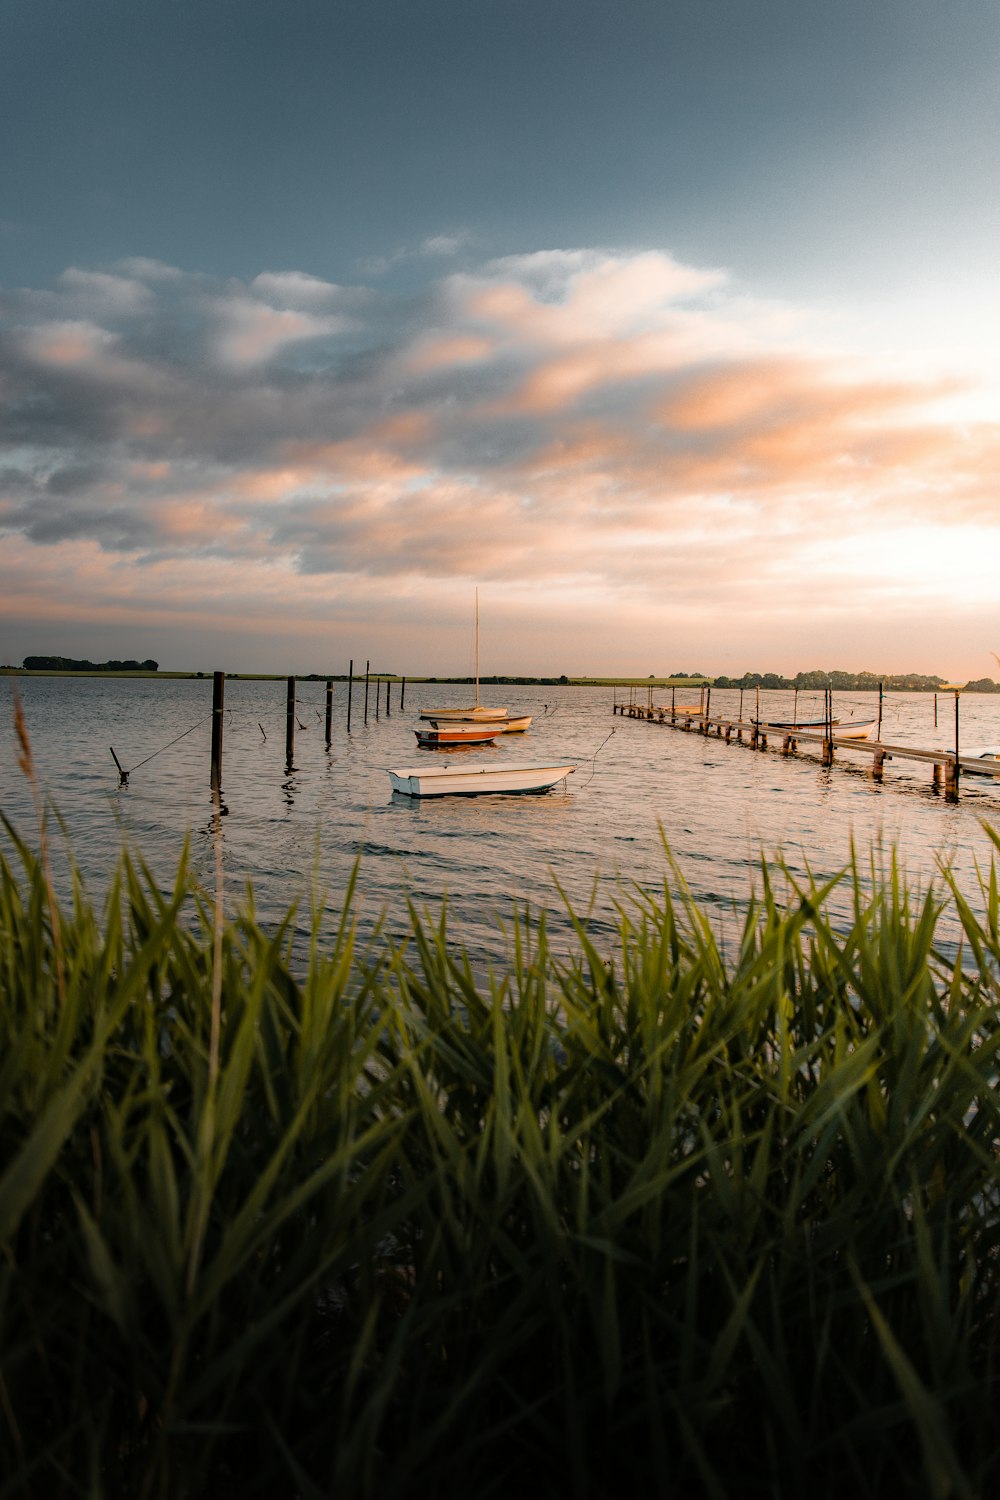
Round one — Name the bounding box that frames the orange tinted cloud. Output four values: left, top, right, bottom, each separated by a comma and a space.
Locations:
2, 251, 999, 675
403, 333, 494, 372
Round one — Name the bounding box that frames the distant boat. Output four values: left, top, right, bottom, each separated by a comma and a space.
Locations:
829, 718, 877, 740
415, 724, 499, 748
963, 747, 1000, 777
757, 716, 877, 740
388, 762, 574, 798
419, 590, 508, 721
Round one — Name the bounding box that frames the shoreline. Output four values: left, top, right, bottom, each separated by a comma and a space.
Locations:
3, 667, 999, 692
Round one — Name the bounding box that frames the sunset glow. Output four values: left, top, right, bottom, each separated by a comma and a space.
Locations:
2, 2, 998, 680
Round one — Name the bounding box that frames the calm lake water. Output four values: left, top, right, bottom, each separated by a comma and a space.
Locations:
2, 676, 999, 968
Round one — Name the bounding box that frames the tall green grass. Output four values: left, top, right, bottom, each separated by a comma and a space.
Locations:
2, 812, 1000, 1498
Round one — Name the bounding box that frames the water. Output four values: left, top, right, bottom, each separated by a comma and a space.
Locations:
2, 676, 998, 968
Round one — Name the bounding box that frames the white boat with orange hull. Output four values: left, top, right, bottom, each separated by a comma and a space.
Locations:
415, 724, 499, 748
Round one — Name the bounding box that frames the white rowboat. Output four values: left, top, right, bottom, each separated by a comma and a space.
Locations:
388, 762, 575, 797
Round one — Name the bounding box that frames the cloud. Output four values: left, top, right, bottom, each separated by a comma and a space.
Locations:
1, 248, 997, 671
210, 297, 348, 367
248, 270, 356, 310
361, 229, 472, 276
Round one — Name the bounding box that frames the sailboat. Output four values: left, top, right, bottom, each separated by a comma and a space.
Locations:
418, 591, 511, 722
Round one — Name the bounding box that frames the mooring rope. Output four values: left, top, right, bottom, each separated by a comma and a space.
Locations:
116, 712, 213, 778
579, 727, 615, 788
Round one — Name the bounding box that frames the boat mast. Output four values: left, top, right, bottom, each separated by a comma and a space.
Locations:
474, 588, 479, 707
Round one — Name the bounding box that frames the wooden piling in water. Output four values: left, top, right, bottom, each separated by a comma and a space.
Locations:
364, 661, 370, 725
285, 676, 295, 766
325, 679, 333, 746
210, 670, 224, 792
110, 745, 128, 785
347, 659, 353, 732
821, 688, 834, 766
401, 676, 406, 710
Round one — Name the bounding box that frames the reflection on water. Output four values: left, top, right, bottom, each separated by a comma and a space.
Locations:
2, 676, 998, 968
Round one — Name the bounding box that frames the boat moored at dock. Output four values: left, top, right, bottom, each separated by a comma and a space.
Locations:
756, 716, 877, 740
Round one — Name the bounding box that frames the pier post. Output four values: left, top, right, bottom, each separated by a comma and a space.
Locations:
285, 677, 295, 767
210, 670, 224, 793
951, 689, 961, 800
878, 681, 884, 740
325, 678, 333, 747
822, 688, 834, 766
364, 660, 370, 725
375, 675, 380, 722
401, 676, 406, 710
347, 659, 353, 732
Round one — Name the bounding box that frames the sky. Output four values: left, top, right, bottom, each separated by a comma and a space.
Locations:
1, 0, 998, 680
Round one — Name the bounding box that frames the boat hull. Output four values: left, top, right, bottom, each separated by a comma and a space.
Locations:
388, 762, 574, 797
415, 727, 498, 747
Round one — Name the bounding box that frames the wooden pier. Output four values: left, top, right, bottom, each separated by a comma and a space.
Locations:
612, 700, 1000, 801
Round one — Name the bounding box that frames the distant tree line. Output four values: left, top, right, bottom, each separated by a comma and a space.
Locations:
704, 669, 1000, 693
423, 674, 573, 686
21, 656, 159, 672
